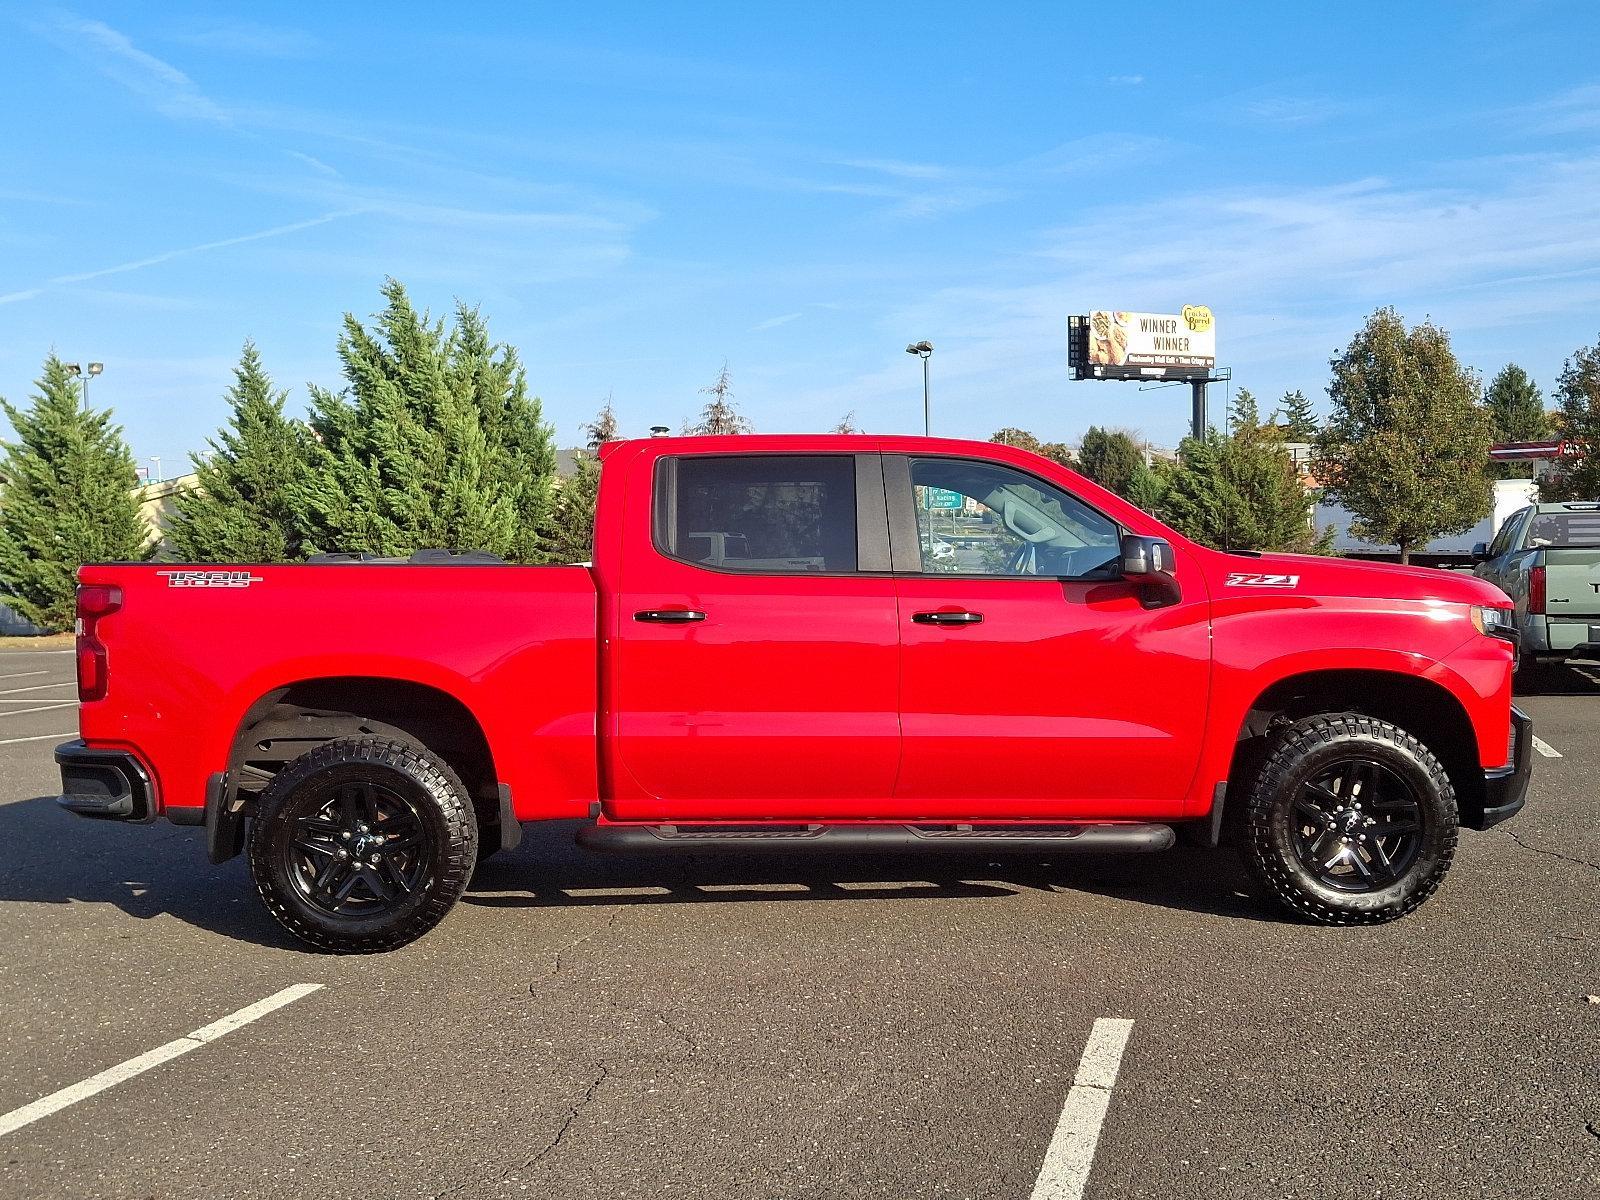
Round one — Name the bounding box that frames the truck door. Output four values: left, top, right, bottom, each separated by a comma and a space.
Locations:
608, 450, 901, 821
886, 454, 1211, 819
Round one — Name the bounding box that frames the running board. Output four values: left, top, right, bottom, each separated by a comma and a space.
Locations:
575, 821, 1175, 855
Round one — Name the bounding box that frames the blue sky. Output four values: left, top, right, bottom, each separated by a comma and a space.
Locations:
4, 2, 1600, 472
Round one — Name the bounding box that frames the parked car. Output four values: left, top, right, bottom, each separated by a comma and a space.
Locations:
54, 435, 1530, 951
1473, 501, 1600, 675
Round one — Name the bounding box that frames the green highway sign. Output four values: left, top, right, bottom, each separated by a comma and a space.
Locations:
923, 487, 964, 510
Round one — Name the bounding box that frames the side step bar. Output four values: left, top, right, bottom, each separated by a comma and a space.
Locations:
576, 821, 1175, 855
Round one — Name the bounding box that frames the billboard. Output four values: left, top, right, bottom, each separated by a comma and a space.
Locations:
1068, 307, 1215, 380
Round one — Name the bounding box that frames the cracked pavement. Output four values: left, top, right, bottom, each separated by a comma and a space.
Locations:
0, 650, 1596, 1199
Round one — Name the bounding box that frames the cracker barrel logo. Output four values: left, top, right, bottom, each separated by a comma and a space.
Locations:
1182, 305, 1213, 334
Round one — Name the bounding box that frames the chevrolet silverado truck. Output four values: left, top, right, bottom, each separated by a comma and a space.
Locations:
1472, 500, 1600, 678
54, 435, 1532, 951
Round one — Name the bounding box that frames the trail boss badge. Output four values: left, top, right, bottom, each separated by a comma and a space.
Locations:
157, 570, 264, 588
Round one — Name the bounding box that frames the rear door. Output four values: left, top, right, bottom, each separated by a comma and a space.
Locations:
608, 450, 901, 821
887, 453, 1211, 819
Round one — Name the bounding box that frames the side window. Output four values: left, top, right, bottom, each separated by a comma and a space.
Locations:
1491, 508, 1528, 557
909, 458, 1121, 578
658, 455, 858, 574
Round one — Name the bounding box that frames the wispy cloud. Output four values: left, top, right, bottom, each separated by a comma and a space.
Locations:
752, 312, 803, 331
0, 211, 360, 306
835, 157, 955, 181
1107, 74, 1144, 87
1512, 84, 1600, 136
1237, 94, 1355, 127
166, 20, 324, 59
285, 150, 341, 177
43, 15, 228, 123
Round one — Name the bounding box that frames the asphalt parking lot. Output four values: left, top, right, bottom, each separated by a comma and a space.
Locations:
1, 646, 1596, 1200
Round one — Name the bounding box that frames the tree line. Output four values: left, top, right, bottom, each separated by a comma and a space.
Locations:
1006, 307, 1600, 564
0, 279, 784, 630
3, 293, 1600, 630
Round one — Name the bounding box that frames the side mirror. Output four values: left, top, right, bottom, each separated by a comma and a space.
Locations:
1470, 542, 1489, 563
1120, 534, 1181, 607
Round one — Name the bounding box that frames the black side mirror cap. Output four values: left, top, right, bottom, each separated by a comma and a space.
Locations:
1120, 534, 1181, 608
1471, 542, 1489, 563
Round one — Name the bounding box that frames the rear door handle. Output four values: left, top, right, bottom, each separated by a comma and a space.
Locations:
912, 610, 984, 626
635, 609, 707, 623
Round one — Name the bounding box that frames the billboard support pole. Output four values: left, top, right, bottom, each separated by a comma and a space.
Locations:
1190, 378, 1206, 441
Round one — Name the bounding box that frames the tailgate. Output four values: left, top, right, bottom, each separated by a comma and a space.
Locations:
1543, 550, 1600, 617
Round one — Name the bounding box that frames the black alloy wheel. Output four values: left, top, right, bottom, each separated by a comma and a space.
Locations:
1289, 757, 1423, 892
248, 737, 477, 953
1242, 712, 1458, 925
288, 781, 431, 916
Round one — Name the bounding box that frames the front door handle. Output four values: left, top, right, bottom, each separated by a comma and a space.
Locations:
912, 610, 984, 626
635, 609, 707, 623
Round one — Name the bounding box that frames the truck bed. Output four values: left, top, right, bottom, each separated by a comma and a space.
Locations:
78, 563, 600, 822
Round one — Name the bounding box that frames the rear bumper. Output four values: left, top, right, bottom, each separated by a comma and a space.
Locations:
53, 740, 154, 823
1472, 707, 1532, 831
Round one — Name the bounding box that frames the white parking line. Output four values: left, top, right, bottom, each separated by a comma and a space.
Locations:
1029, 1018, 1135, 1200
0, 671, 46, 682
1532, 736, 1562, 759
0, 731, 78, 745
0, 703, 76, 720
0, 984, 324, 1138
0, 682, 77, 697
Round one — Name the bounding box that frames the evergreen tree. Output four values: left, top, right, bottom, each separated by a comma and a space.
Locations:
1077, 426, 1145, 497
1157, 391, 1332, 555
1542, 338, 1600, 500
989, 427, 1073, 467
1485, 364, 1548, 443
168, 342, 311, 562
296, 279, 557, 561
0, 355, 151, 630
684, 362, 751, 435
1276, 389, 1319, 440
1483, 364, 1549, 480
1315, 308, 1492, 563
546, 401, 620, 564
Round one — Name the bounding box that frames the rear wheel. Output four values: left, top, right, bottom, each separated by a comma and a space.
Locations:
1242, 713, 1457, 925
248, 737, 477, 953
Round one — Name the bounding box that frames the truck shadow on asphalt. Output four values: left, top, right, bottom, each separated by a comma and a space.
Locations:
0, 801, 1275, 952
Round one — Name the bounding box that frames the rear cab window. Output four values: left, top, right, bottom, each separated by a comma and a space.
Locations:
655, 454, 859, 574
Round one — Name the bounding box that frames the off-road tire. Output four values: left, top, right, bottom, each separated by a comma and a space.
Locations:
248, 737, 477, 953
1242, 713, 1458, 925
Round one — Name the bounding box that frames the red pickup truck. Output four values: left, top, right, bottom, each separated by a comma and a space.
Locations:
55, 435, 1531, 951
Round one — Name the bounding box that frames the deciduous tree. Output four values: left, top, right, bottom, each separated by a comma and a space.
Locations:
988, 427, 1073, 467
1315, 308, 1492, 563
1541, 339, 1600, 500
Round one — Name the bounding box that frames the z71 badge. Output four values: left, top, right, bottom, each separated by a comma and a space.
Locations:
156, 570, 264, 589
1225, 572, 1300, 588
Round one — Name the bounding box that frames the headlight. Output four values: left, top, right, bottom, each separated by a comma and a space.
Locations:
1471, 605, 1516, 641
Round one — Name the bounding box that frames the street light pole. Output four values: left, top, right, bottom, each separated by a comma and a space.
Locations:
905, 340, 933, 435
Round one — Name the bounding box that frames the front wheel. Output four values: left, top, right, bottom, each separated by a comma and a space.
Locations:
1242, 713, 1458, 925
248, 737, 477, 953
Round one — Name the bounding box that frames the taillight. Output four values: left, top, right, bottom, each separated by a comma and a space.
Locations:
75, 584, 122, 702
1527, 566, 1546, 616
